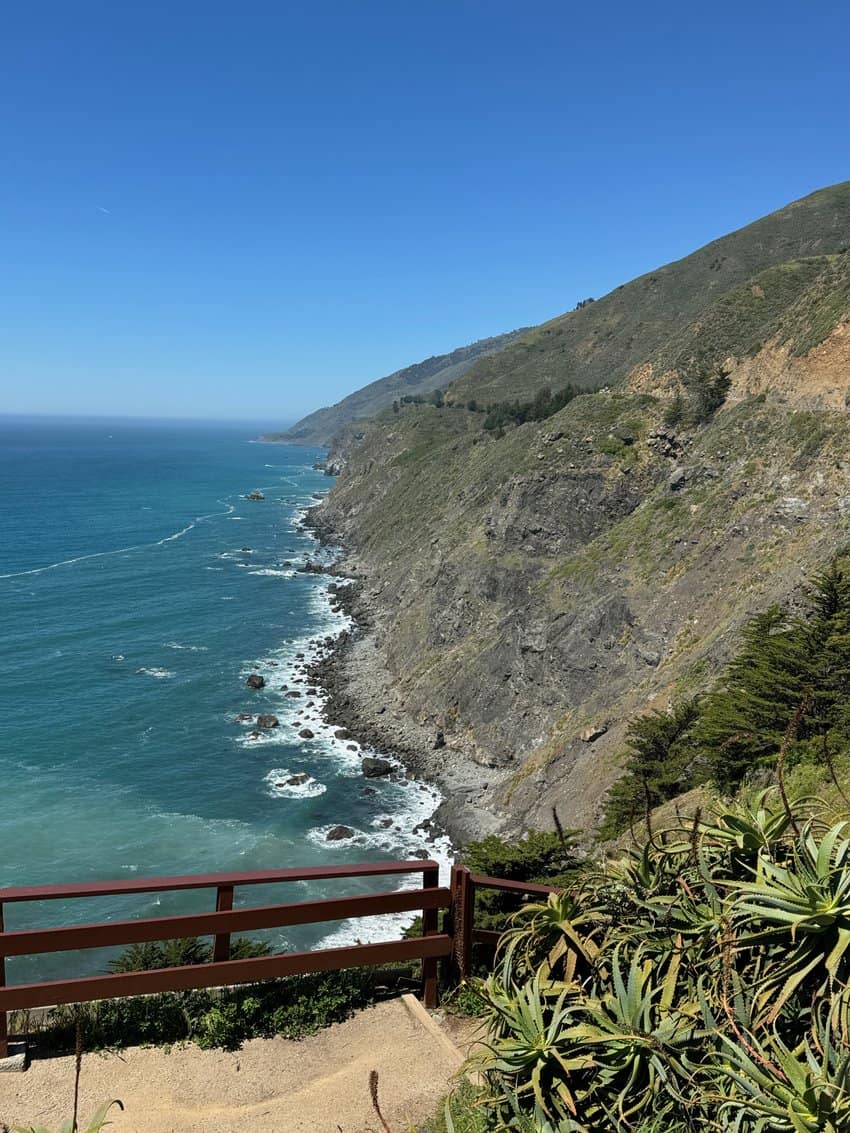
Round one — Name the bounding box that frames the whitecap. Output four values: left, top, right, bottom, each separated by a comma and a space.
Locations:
236, 730, 286, 748
264, 770, 327, 799
164, 641, 209, 652
248, 568, 296, 578
135, 667, 175, 679
307, 823, 370, 848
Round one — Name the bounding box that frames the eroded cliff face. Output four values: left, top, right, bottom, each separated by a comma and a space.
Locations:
310, 325, 850, 841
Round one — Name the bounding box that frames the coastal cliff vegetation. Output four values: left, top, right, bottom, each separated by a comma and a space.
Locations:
291, 181, 850, 843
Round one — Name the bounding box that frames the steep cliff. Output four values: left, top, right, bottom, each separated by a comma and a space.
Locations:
309, 186, 850, 841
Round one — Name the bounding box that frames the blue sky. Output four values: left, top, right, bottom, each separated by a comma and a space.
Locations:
2, 1, 848, 424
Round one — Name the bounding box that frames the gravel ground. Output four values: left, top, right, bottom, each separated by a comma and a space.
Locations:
1, 997, 474, 1133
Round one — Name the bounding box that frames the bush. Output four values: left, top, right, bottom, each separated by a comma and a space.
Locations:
24, 966, 418, 1054
461, 792, 850, 1131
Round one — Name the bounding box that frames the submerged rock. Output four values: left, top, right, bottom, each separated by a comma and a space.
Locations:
280, 773, 310, 787
325, 824, 355, 842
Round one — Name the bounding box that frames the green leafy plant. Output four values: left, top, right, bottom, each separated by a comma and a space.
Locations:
450, 789, 850, 1131
11, 1101, 124, 1133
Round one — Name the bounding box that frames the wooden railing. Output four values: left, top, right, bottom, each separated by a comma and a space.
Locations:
0, 859, 447, 1058
449, 866, 560, 982
0, 860, 559, 1058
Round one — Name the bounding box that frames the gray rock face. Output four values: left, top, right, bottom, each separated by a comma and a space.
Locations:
669, 467, 687, 490
485, 471, 643, 556
361, 756, 394, 778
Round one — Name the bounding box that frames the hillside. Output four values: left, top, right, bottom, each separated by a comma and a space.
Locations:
272, 329, 529, 446
445, 181, 850, 406
306, 183, 850, 842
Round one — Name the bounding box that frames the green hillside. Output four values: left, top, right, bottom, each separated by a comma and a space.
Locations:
309, 182, 850, 842
273, 328, 529, 446
446, 181, 850, 406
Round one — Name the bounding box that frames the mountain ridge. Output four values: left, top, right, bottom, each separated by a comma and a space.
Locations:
304, 181, 850, 841
272, 328, 530, 447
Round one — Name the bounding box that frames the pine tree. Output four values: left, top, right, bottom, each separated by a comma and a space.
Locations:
601, 698, 701, 834
695, 607, 813, 790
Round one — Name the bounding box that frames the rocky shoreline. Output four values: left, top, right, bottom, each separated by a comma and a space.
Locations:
302, 507, 511, 847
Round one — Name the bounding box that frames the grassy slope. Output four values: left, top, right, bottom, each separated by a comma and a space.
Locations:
317, 201, 850, 835
447, 182, 850, 406
276, 328, 529, 446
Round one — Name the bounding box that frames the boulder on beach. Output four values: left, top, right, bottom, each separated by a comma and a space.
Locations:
334, 728, 353, 741
299, 728, 314, 739
256, 714, 280, 728
246, 674, 265, 689
325, 825, 355, 842
297, 560, 325, 575
362, 756, 393, 778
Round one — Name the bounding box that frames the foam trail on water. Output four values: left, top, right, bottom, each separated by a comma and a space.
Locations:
0, 501, 236, 580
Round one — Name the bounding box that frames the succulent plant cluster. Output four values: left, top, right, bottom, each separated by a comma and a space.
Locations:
465, 791, 850, 1132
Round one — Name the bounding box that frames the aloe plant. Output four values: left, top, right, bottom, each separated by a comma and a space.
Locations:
12, 1100, 124, 1133
455, 791, 850, 1131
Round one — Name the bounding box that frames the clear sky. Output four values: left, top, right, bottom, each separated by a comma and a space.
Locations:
2, 1, 849, 424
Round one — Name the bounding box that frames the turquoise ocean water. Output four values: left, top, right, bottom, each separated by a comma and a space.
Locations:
0, 416, 444, 982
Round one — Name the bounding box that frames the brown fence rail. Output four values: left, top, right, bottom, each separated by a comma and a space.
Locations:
0, 860, 560, 1059
0, 859, 445, 1058
449, 866, 561, 983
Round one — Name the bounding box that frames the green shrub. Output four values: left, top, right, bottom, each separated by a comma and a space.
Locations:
25, 966, 418, 1054
460, 792, 850, 1131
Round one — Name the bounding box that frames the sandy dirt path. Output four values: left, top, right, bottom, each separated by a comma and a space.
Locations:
1, 997, 475, 1133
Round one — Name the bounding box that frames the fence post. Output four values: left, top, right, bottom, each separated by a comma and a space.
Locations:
0, 901, 7, 1059
451, 866, 475, 984
421, 866, 440, 1009
213, 885, 234, 962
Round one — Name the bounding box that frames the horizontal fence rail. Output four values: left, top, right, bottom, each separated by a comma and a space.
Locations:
0, 859, 443, 1058
0, 859, 563, 1059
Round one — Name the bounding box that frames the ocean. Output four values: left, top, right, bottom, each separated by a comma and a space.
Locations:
0, 416, 445, 983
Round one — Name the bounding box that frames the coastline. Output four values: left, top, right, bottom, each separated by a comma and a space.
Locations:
302, 503, 510, 849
